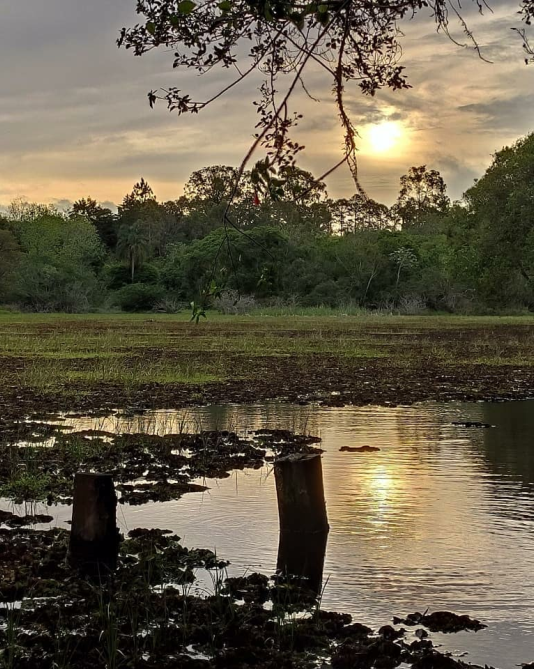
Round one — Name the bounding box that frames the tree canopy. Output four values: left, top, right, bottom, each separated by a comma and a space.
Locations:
2, 134, 534, 314
395, 166, 450, 229
464, 133, 534, 305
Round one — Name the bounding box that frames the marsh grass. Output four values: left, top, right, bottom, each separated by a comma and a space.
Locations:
1, 608, 21, 669
1, 313, 534, 398
0, 471, 52, 502
14, 356, 224, 392
0, 437, 54, 502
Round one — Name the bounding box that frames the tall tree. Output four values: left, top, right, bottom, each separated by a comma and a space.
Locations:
185, 166, 253, 205
70, 197, 117, 249
251, 163, 327, 204
119, 180, 166, 254
121, 178, 156, 211
0, 228, 21, 295
465, 133, 534, 304
117, 221, 151, 283
7, 199, 57, 222
395, 166, 450, 229
330, 195, 393, 234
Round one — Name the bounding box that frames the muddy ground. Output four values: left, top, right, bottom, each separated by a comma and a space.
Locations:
1, 317, 534, 419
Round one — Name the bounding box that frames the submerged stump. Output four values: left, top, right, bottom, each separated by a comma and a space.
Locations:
69, 472, 119, 574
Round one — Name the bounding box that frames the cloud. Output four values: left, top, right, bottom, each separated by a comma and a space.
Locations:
458, 94, 534, 132
0, 0, 532, 206
50, 199, 74, 213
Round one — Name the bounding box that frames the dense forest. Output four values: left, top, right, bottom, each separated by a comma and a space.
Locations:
1, 133, 533, 315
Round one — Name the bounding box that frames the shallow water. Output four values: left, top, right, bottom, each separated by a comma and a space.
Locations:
5, 400, 534, 668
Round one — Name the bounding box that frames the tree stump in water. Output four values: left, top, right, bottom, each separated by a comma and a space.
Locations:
69, 473, 119, 574
274, 453, 329, 594
274, 453, 329, 534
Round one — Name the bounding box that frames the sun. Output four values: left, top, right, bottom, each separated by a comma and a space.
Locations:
367, 121, 403, 154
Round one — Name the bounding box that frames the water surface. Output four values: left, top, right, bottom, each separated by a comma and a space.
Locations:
5, 400, 534, 668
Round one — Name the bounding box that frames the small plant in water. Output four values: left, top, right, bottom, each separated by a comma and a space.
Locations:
0, 471, 52, 503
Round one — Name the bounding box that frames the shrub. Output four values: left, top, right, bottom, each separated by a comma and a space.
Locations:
154, 296, 187, 313
114, 283, 165, 312
215, 289, 256, 315
397, 295, 427, 315
301, 280, 343, 307
12, 262, 101, 312
104, 262, 160, 290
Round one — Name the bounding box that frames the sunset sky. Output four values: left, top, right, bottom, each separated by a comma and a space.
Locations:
0, 0, 533, 209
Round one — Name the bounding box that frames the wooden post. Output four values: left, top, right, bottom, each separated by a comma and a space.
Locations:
274, 453, 329, 595
274, 453, 329, 534
69, 473, 119, 574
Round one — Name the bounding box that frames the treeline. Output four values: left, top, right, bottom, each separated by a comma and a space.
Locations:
1, 133, 534, 314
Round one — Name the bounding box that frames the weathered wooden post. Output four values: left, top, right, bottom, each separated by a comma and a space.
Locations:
69, 473, 119, 574
274, 453, 329, 534
274, 453, 329, 594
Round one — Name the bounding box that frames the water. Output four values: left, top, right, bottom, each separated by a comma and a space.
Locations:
4, 400, 534, 668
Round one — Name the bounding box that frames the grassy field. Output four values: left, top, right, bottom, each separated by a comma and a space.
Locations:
1, 311, 534, 415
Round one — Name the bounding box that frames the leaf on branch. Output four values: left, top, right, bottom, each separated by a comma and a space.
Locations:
289, 12, 305, 29
178, 0, 196, 15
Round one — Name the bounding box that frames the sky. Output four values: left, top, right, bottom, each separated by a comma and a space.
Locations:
0, 0, 532, 209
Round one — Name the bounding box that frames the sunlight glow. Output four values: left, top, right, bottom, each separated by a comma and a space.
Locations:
367, 121, 403, 154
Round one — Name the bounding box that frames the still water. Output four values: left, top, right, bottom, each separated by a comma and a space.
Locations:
9, 401, 534, 667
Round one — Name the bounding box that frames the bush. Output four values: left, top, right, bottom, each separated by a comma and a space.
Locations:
397, 295, 427, 315
104, 262, 160, 290
154, 296, 187, 313
215, 289, 256, 314
114, 283, 165, 312
12, 261, 101, 312
301, 280, 343, 307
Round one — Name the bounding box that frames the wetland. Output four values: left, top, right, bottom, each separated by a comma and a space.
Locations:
2, 314, 534, 668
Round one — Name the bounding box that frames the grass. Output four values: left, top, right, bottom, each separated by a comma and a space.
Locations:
16, 357, 223, 390
1, 311, 534, 406
0, 472, 52, 502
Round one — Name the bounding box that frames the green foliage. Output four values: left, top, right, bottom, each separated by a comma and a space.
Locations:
70, 197, 117, 249
0, 472, 52, 503
114, 283, 165, 312
3, 137, 534, 314
117, 221, 151, 282
12, 214, 104, 267
395, 165, 449, 229
0, 228, 21, 300
465, 133, 534, 306
8, 214, 104, 312
104, 262, 160, 290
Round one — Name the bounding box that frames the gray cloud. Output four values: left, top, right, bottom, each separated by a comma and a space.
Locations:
0, 0, 532, 206
458, 94, 534, 132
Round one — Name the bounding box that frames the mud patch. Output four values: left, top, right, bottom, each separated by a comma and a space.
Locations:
0, 526, 502, 669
